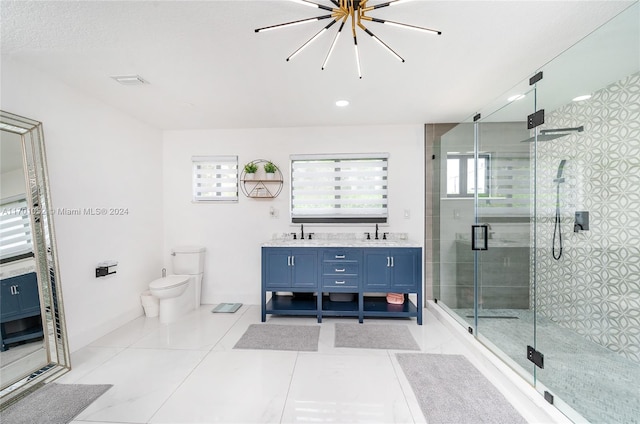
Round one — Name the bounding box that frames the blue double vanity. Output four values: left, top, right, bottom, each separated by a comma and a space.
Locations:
261, 238, 422, 324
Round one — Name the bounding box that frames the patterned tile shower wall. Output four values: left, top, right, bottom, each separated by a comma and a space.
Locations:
534, 72, 640, 364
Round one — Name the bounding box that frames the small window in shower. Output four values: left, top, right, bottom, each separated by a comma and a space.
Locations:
446, 153, 490, 197
192, 155, 238, 202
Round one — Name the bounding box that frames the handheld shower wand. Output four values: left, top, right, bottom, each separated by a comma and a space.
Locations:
552, 160, 567, 260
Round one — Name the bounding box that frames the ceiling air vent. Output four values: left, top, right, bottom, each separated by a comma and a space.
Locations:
110, 75, 148, 86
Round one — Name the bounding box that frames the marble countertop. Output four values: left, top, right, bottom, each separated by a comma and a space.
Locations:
262, 233, 421, 248
262, 240, 422, 247
0, 258, 37, 280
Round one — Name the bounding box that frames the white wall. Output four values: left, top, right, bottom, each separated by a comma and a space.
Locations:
163, 125, 425, 305
1, 57, 164, 351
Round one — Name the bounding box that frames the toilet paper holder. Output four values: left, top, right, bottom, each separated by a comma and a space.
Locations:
96, 260, 118, 277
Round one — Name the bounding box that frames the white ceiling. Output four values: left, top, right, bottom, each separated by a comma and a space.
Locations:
1, 1, 636, 130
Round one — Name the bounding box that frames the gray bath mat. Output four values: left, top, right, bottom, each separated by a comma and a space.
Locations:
211, 303, 242, 313
233, 324, 320, 351
396, 353, 526, 424
334, 323, 420, 350
0, 383, 112, 424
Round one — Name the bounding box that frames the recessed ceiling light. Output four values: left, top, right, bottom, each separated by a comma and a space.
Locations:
572, 94, 591, 102
507, 94, 525, 102
110, 75, 148, 85
335, 100, 349, 107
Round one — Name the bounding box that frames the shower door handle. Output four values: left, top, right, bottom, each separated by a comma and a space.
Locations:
471, 225, 488, 251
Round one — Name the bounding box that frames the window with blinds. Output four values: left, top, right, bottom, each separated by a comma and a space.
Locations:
0, 197, 33, 261
192, 156, 238, 202
447, 152, 531, 216
481, 153, 531, 216
290, 153, 388, 223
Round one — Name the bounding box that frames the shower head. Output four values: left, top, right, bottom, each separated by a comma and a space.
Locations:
554, 159, 567, 184
520, 126, 584, 143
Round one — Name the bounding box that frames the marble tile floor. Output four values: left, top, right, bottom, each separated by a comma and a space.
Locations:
451, 308, 640, 424
61, 304, 570, 423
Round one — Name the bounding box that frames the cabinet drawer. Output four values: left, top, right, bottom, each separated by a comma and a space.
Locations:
322, 277, 359, 289
322, 263, 359, 276
322, 249, 360, 262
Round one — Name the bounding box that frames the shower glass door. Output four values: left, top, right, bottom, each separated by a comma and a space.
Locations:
474, 83, 537, 382
532, 4, 640, 422
434, 119, 476, 323
433, 4, 639, 422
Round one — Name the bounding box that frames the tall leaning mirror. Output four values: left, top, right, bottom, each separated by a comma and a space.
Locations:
0, 111, 70, 407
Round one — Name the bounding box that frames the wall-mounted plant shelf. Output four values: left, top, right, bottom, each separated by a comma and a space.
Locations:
240, 159, 283, 198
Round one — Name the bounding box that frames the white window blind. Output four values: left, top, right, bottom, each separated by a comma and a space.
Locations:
480, 153, 531, 216
0, 198, 33, 260
192, 156, 238, 202
290, 153, 388, 223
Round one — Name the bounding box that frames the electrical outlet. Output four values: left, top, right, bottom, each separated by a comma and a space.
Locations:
269, 207, 279, 218
404, 209, 410, 219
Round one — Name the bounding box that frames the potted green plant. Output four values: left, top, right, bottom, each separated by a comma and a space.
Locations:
244, 162, 258, 179
264, 162, 278, 179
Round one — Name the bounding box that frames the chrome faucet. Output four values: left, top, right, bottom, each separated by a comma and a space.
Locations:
300, 224, 304, 240
375, 223, 379, 240
484, 223, 494, 239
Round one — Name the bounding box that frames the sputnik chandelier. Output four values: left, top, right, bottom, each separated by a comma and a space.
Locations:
255, 0, 441, 78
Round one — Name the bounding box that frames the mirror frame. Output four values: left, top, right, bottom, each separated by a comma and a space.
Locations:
0, 111, 70, 407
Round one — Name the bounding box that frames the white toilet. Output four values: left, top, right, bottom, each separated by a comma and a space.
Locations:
149, 246, 206, 323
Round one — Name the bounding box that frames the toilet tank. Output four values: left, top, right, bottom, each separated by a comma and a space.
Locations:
171, 246, 206, 275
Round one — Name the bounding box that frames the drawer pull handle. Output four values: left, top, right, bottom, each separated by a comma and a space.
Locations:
335, 255, 345, 259
335, 281, 346, 284
335, 268, 346, 272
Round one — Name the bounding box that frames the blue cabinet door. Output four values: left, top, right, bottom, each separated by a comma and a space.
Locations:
291, 249, 318, 288
1, 280, 21, 319
363, 248, 420, 291
17, 273, 41, 315
363, 250, 391, 289
264, 249, 292, 288
263, 248, 318, 289
390, 248, 420, 290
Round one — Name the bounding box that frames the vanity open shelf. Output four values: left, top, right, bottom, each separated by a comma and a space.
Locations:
261, 246, 422, 324
264, 293, 318, 318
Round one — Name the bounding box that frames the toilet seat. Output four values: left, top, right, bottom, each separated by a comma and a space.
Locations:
149, 275, 189, 290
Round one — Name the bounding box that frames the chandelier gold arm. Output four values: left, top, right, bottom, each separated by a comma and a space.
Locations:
255, 14, 334, 33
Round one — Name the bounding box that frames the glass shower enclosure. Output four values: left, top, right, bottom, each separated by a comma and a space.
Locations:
430, 3, 640, 422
